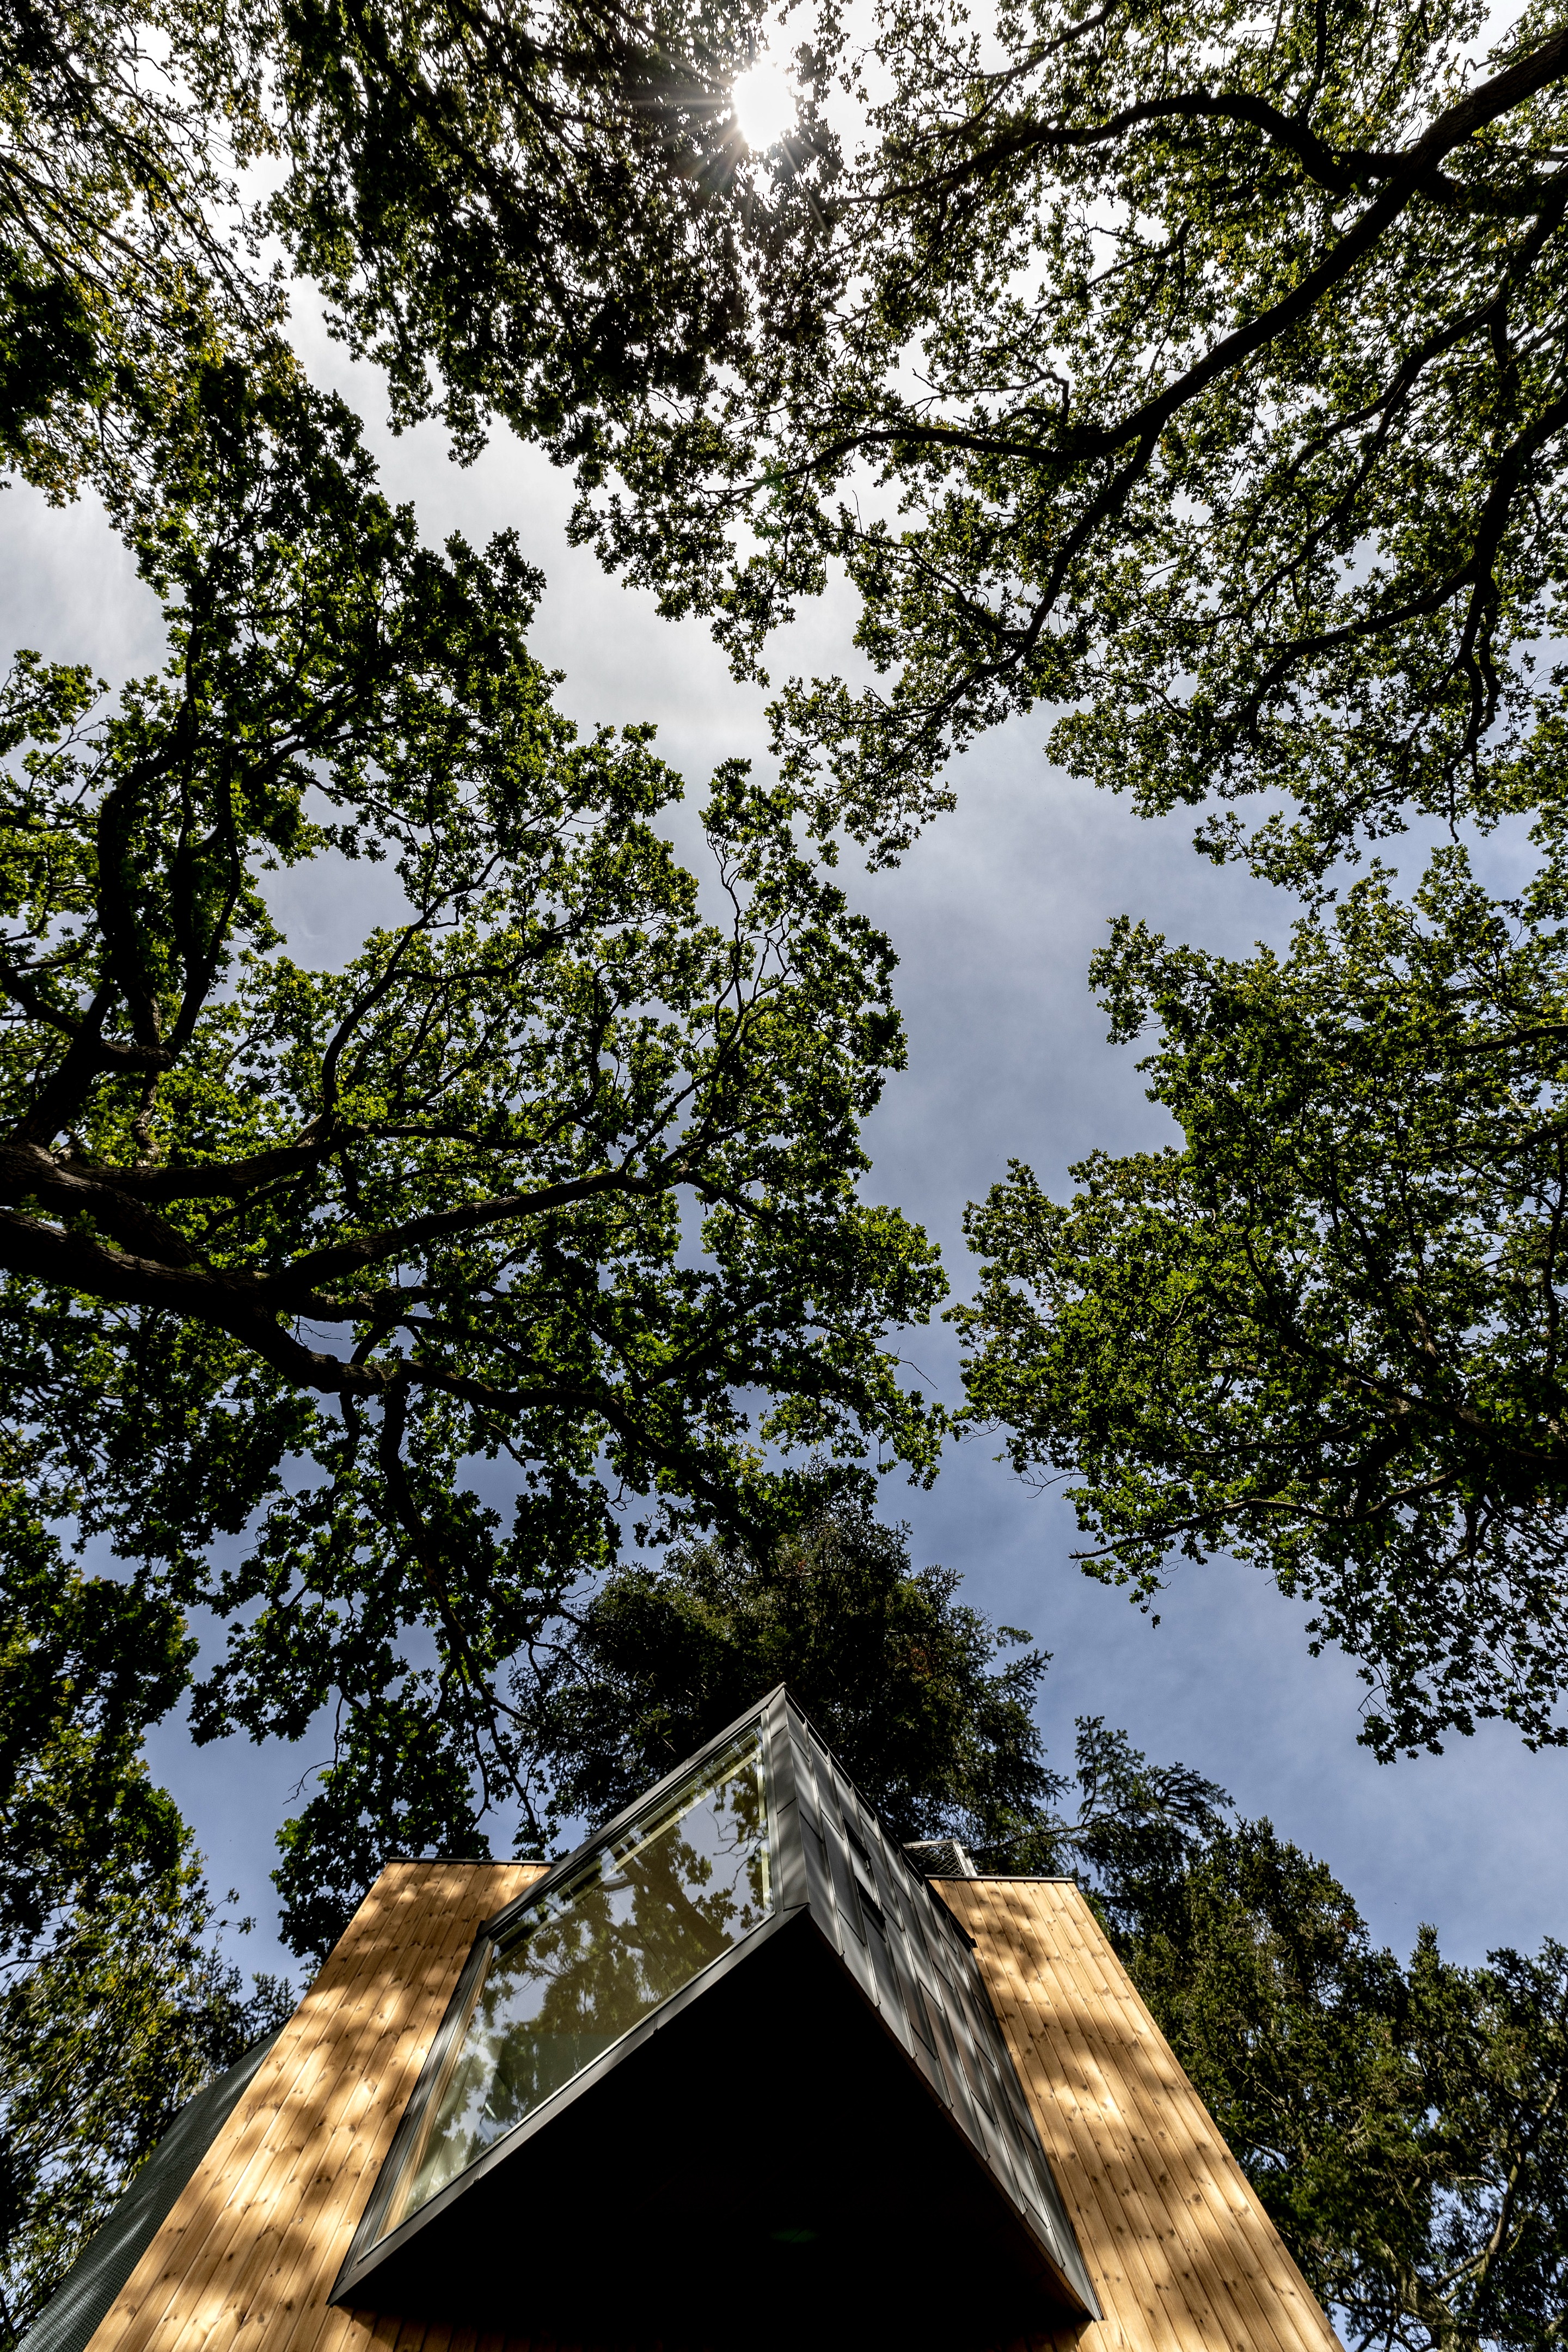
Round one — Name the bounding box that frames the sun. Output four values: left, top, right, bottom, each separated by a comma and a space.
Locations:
731, 57, 798, 151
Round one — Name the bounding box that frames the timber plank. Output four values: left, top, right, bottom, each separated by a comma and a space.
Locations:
222, 1871, 529, 2352
220, 1865, 529, 2352
967, 1885, 1210, 2352
946, 1880, 1342, 2352
242, 1891, 492, 2352
117, 1878, 462, 2352
159, 1876, 479, 2352
103, 1877, 430, 2352
87, 1865, 541, 2352
1015, 1893, 1277, 2352
1032, 1888, 1328, 2352
996, 1886, 1263, 2328
983, 1883, 1312, 2352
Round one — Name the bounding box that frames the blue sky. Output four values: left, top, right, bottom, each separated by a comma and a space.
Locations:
9, 307, 1566, 1988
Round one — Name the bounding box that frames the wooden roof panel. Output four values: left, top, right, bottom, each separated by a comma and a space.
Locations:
940, 1878, 1343, 2352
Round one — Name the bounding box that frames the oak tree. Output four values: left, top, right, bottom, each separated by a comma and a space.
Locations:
0, 352, 943, 1950
957, 850, 1568, 1755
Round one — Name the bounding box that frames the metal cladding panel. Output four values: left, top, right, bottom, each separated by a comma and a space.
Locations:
758, 1683, 811, 1918
778, 1693, 1099, 2318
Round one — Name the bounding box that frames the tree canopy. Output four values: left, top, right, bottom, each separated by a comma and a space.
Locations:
0, 0, 282, 498
5, 14, 1568, 2344
569, 0, 1568, 879
516, 1468, 1068, 1845
53, 0, 1568, 885
261, 0, 827, 462
0, 0, 813, 501
0, 347, 943, 1947
957, 849, 1568, 1755
241, 0, 1568, 1728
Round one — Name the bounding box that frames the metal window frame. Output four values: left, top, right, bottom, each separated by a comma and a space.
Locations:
340, 1698, 786, 2288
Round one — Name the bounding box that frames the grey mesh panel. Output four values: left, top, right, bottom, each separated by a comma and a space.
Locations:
902, 1837, 979, 1879
17, 2028, 284, 2352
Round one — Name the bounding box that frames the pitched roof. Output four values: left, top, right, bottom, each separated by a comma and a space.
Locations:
72, 1859, 1341, 2352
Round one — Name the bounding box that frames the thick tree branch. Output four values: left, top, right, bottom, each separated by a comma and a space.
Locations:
803, 27, 1568, 496
886, 88, 1373, 203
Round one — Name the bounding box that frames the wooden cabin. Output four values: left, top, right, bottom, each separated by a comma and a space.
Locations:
26, 1689, 1342, 2352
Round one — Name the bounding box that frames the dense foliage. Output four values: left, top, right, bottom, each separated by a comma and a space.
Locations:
513, 1471, 1215, 1870
259, 0, 1568, 881
520, 1469, 1062, 1839
958, 851, 1568, 1754
1, 0, 805, 501
0, 0, 281, 498
556, 0, 1568, 880
1122, 1828, 1568, 2352
0, 1491, 188, 1949
0, 348, 942, 1949
261, 0, 825, 463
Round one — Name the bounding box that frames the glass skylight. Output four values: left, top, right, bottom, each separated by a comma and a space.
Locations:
382, 1725, 773, 2232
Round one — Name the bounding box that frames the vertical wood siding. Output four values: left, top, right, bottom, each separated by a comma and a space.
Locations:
84, 1863, 543, 2352
940, 1878, 1344, 2352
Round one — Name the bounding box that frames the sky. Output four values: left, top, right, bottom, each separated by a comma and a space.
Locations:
8, 298, 1567, 1993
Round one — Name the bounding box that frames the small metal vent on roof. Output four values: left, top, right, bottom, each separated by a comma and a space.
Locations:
903, 1836, 979, 1879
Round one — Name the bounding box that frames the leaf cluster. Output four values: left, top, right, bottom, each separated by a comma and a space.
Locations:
258, 0, 843, 465
0, 0, 283, 498
958, 847, 1568, 1755
0, 1486, 189, 1961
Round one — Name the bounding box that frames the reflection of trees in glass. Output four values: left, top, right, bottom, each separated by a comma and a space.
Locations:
393, 1734, 769, 2221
